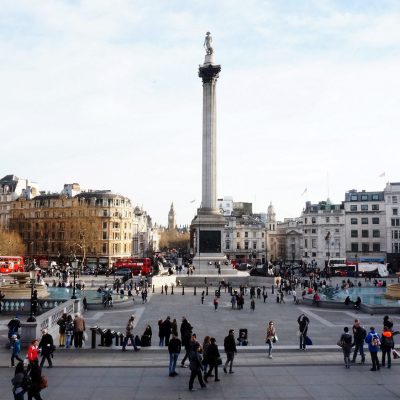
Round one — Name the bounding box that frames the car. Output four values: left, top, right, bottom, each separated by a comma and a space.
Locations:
113, 268, 132, 278
249, 266, 269, 276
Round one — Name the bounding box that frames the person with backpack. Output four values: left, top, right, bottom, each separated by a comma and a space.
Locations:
365, 326, 381, 371
27, 360, 44, 400
338, 327, 353, 369
11, 361, 27, 400
352, 319, 366, 364
381, 326, 399, 369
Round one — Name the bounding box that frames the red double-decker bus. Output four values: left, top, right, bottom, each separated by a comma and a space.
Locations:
113, 258, 152, 276
0, 256, 25, 274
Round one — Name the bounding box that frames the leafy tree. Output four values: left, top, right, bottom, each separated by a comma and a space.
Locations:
159, 230, 189, 250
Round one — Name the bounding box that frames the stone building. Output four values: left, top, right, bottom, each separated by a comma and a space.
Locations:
302, 200, 345, 267
132, 206, 159, 257
9, 185, 133, 268
343, 189, 386, 264
0, 175, 39, 230
384, 182, 400, 271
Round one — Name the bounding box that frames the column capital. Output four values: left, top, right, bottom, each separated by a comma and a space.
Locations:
199, 64, 221, 83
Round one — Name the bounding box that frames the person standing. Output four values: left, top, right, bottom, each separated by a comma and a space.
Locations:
158, 319, 165, 347
338, 327, 353, 369
162, 316, 172, 346
381, 326, 398, 368
56, 313, 67, 347
223, 329, 237, 374
213, 296, 219, 311
383, 315, 394, 330
65, 315, 74, 348
265, 321, 276, 359
365, 326, 381, 371
201, 291, 205, 304
168, 333, 181, 377
10, 334, 23, 367
171, 318, 178, 337
122, 315, 139, 351
39, 329, 54, 368
202, 336, 211, 380
250, 299, 255, 312
188, 343, 206, 392
352, 319, 366, 364
73, 313, 86, 348
297, 314, 309, 350
206, 337, 221, 382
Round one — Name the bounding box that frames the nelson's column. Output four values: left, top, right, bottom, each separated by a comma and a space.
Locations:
191, 33, 236, 275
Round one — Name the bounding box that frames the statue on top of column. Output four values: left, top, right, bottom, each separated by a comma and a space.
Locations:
204, 32, 214, 55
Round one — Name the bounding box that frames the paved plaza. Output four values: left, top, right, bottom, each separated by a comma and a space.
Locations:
1, 276, 400, 399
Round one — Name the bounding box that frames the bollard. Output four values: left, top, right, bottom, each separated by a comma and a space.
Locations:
100, 329, 106, 347
91, 326, 98, 349
161, 286, 164, 294
182, 286, 185, 295
152, 285, 155, 293
171, 285, 174, 295
206, 286, 209, 296
115, 332, 121, 346
194, 286, 196, 296
119, 333, 124, 346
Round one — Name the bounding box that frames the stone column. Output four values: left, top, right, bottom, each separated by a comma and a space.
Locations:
199, 64, 221, 211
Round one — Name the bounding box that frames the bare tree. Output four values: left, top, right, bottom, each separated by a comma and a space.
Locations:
0, 230, 26, 255
159, 230, 189, 250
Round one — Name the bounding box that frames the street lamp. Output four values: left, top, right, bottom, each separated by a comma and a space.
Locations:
71, 258, 79, 299
27, 265, 38, 322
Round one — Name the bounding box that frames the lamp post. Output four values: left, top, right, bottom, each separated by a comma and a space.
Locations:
27, 266, 37, 322
71, 258, 78, 300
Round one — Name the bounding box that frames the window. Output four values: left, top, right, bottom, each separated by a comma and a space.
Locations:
350, 195, 358, 201
361, 205, 368, 211
102, 232, 107, 240
304, 252, 308, 257
362, 243, 369, 252
335, 229, 339, 233
312, 239, 316, 248
372, 230, 380, 238
103, 221, 107, 229
393, 243, 400, 253
226, 232, 230, 238
304, 218, 308, 224
311, 229, 316, 234
225, 241, 230, 250
350, 205, 357, 212
393, 196, 398, 204
236, 243, 240, 250
372, 217, 379, 225
351, 218, 357, 225
253, 242, 257, 250
362, 230, 369, 238
371, 194, 379, 201
237, 232, 240, 238
311, 217, 316, 224
351, 230, 358, 238
103, 210, 108, 216
304, 239, 308, 248
102, 243, 107, 253
262, 232, 264, 238
312, 252, 316, 257
244, 241, 249, 250
360, 195, 368, 201
392, 230, 399, 240
361, 218, 368, 224
372, 204, 379, 211
244, 232, 248, 238
393, 209, 398, 216
351, 243, 359, 252
392, 219, 400, 227
372, 243, 381, 252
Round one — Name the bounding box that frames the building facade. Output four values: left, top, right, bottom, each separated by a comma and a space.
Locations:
302, 200, 345, 267
344, 189, 386, 264
384, 182, 400, 271
0, 175, 39, 230
9, 186, 133, 268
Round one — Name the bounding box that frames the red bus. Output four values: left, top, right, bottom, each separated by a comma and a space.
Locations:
113, 258, 152, 276
0, 256, 25, 274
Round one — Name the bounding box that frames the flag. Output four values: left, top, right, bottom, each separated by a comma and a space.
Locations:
301, 188, 307, 196
378, 172, 385, 178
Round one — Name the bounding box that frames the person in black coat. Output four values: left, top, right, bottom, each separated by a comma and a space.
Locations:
298, 314, 310, 350
162, 316, 172, 346
28, 360, 43, 400
188, 343, 206, 391
38, 329, 54, 368
205, 337, 221, 382
223, 329, 237, 374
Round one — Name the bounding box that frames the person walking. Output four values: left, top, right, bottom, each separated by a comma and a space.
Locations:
39, 329, 54, 368
213, 296, 219, 311
188, 343, 206, 392
352, 319, 366, 364
73, 313, 86, 348
56, 313, 67, 347
122, 315, 139, 351
223, 329, 237, 374
381, 326, 398, 368
202, 336, 211, 380
27, 339, 40, 366
338, 327, 353, 369
297, 314, 309, 350
158, 319, 165, 347
206, 337, 221, 382
265, 321, 276, 359
201, 291, 205, 304
168, 333, 181, 377
250, 299, 255, 312
12, 361, 27, 400
27, 360, 43, 400
8, 316, 21, 349
365, 326, 381, 371
10, 334, 23, 367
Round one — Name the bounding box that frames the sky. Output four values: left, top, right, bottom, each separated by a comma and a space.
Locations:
1, 0, 400, 227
